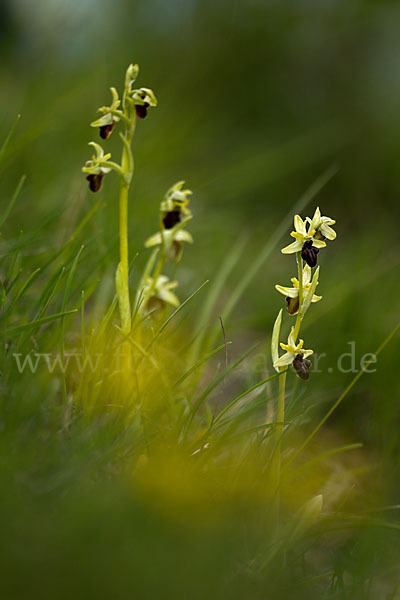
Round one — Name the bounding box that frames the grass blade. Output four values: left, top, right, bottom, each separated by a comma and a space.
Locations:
213, 370, 285, 426
174, 342, 233, 388
6, 309, 78, 335
145, 280, 209, 351
182, 342, 259, 437
0, 175, 26, 229
0, 114, 21, 167
7, 268, 41, 312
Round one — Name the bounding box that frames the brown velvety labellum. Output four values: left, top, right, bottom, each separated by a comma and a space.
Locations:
86, 172, 104, 192
99, 122, 115, 140
301, 240, 319, 268
135, 102, 149, 119
292, 353, 312, 381
162, 211, 181, 230
286, 295, 300, 315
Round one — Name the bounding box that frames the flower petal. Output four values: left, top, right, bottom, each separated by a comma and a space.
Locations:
271, 309, 282, 371
174, 230, 193, 243
88, 141, 105, 159
275, 285, 298, 298
302, 265, 312, 285
158, 288, 179, 307
145, 232, 162, 248
309, 207, 321, 232
294, 215, 307, 235
281, 240, 303, 254
91, 114, 113, 128
287, 326, 297, 347
291, 232, 305, 241
320, 223, 336, 240
312, 239, 326, 249
273, 352, 294, 368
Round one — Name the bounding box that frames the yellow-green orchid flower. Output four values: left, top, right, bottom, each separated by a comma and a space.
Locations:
306, 206, 337, 241
82, 142, 124, 192
145, 181, 194, 262
130, 87, 158, 119
82, 142, 113, 192
161, 181, 192, 216
275, 265, 322, 315
90, 87, 123, 139
281, 214, 327, 256
142, 275, 179, 314
273, 327, 313, 370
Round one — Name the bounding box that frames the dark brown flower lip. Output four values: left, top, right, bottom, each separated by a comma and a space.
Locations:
135, 102, 149, 119
301, 240, 319, 268
86, 172, 104, 192
99, 122, 115, 140
286, 295, 299, 315
292, 353, 312, 381
162, 210, 181, 230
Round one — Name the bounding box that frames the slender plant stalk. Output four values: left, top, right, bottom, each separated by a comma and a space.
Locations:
273, 370, 287, 488
116, 106, 135, 335
118, 182, 131, 334
293, 251, 303, 341
272, 250, 303, 512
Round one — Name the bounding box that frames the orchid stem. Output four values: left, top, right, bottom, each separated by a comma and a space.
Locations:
271, 368, 287, 530
116, 102, 136, 335
293, 252, 303, 342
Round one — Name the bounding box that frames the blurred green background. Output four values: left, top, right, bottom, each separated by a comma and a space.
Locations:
1, 0, 400, 597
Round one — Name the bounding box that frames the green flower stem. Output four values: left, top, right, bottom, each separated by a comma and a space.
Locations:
117, 182, 131, 334
100, 160, 124, 177
293, 252, 304, 342
271, 369, 287, 520
272, 252, 302, 499
116, 107, 136, 335
110, 110, 130, 125
275, 369, 287, 473
296, 251, 303, 306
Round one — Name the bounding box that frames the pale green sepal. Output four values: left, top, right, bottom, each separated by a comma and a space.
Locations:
271, 309, 283, 372
281, 240, 303, 254
275, 285, 298, 298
